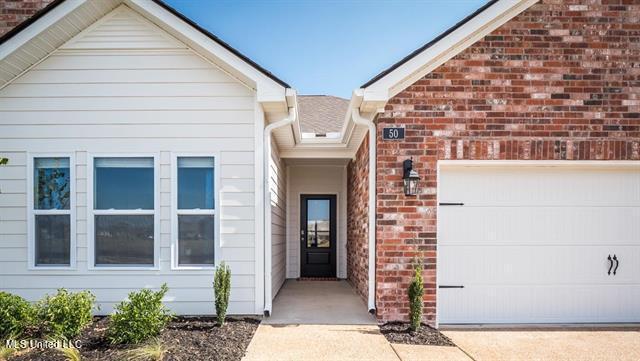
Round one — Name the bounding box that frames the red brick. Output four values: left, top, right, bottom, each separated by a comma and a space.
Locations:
0, 0, 53, 36
372, 0, 640, 325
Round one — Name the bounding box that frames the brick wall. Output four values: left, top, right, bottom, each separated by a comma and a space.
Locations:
375, 0, 640, 324
0, 0, 53, 36
347, 135, 369, 303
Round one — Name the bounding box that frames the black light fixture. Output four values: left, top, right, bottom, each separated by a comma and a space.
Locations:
402, 158, 420, 196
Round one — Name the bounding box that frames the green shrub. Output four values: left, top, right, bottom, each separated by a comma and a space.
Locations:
0, 292, 35, 338
37, 289, 96, 339
408, 263, 424, 332
108, 284, 173, 344
214, 262, 231, 326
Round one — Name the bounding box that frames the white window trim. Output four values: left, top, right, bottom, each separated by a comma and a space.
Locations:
87, 153, 160, 271
27, 152, 76, 270
171, 152, 221, 270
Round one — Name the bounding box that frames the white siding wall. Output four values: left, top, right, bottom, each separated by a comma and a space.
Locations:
270, 139, 286, 298
286, 165, 348, 279
0, 5, 258, 315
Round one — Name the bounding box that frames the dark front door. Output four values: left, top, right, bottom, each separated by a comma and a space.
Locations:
300, 195, 336, 278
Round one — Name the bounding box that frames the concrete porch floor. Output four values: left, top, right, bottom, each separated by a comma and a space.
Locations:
264, 280, 375, 325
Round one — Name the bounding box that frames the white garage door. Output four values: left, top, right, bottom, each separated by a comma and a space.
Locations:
438, 163, 640, 324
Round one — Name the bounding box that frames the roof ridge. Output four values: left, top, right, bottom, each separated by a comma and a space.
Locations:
299, 94, 349, 100
361, 0, 501, 88
0, 0, 290, 89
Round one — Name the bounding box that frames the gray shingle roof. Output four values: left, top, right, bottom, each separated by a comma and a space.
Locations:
297, 95, 349, 135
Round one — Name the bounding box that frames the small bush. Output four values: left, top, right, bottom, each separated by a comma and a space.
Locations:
408, 263, 424, 332
214, 262, 231, 326
37, 289, 96, 339
0, 292, 35, 338
108, 284, 173, 344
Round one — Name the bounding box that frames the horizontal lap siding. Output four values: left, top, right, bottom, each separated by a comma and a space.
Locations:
270, 138, 286, 298
0, 5, 257, 315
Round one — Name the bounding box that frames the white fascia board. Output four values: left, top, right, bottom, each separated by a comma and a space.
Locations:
363, 0, 539, 106
125, 0, 287, 106
0, 0, 88, 60
279, 148, 354, 159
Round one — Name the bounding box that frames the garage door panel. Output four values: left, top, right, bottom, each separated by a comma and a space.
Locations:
439, 166, 640, 207
439, 206, 639, 246
439, 245, 638, 285
439, 285, 640, 324
438, 164, 640, 324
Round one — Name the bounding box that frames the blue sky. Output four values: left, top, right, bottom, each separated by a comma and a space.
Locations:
164, 0, 488, 98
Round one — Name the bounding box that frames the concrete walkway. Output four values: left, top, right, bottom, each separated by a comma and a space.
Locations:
264, 280, 375, 325
444, 328, 640, 361
244, 324, 401, 361
244, 280, 396, 360
243, 280, 469, 361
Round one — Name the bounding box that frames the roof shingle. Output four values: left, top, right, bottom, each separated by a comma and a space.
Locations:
297, 95, 349, 135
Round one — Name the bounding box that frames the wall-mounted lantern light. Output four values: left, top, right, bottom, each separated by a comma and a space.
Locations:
402, 158, 420, 196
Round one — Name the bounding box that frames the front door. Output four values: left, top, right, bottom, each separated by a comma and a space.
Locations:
300, 195, 336, 278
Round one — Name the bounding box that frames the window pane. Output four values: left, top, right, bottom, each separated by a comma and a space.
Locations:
95, 157, 153, 210
34, 157, 70, 210
95, 215, 153, 266
178, 157, 214, 210
35, 215, 70, 266
307, 199, 330, 248
178, 215, 214, 265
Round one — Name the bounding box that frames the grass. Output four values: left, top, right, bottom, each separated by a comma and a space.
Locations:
1, 332, 22, 361
0, 345, 17, 361
57, 345, 81, 361
125, 338, 168, 361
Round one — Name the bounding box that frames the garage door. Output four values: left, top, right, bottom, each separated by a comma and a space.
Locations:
438, 163, 640, 324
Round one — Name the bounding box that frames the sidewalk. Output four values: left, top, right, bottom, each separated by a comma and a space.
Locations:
243, 324, 400, 361
242, 280, 470, 361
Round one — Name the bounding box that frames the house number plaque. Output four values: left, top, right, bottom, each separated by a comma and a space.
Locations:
382, 127, 405, 140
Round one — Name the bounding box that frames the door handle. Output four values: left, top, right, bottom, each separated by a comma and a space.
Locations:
607, 255, 613, 275
613, 254, 619, 275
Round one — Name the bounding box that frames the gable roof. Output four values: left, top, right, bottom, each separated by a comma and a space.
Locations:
356, 0, 539, 112
150, 0, 289, 88
0, 0, 64, 43
0, 0, 289, 89
298, 95, 349, 135
361, 0, 499, 88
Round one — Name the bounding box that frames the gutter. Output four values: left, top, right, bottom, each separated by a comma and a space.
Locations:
263, 106, 296, 316
351, 108, 377, 313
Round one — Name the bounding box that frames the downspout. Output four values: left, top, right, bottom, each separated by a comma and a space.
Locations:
263, 106, 296, 316
351, 108, 377, 313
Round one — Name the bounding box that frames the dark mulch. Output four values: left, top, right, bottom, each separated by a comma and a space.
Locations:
9, 316, 260, 361
379, 322, 456, 346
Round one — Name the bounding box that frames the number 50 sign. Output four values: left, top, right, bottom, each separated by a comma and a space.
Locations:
382, 127, 405, 140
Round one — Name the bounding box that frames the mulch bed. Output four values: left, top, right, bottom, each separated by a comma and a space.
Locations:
379, 322, 456, 346
9, 316, 260, 361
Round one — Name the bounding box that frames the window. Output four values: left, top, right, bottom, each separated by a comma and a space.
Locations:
92, 157, 155, 267
175, 157, 215, 267
31, 157, 72, 267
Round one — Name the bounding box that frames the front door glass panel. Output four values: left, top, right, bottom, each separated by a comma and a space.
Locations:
306, 199, 330, 248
